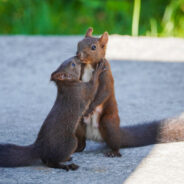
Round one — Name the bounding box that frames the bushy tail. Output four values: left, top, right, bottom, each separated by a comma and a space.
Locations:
0, 143, 39, 167
120, 113, 184, 147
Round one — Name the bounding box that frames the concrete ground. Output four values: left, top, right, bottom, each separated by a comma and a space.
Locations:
0, 36, 184, 184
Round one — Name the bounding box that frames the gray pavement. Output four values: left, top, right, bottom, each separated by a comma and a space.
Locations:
0, 36, 184, 184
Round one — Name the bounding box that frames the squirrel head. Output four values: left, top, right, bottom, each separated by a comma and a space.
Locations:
77, 27, 109, 64
51, 56, 81, 84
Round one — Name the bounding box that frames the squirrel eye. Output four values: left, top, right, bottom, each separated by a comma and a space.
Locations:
71, 63, 76, 67
91, 45, 96, 50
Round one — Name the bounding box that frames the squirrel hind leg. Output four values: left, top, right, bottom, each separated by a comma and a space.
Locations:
99, 115, 122, 157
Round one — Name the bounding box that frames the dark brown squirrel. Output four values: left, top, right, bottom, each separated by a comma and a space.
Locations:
75, 27, 184, 157
0, 56, 106, 170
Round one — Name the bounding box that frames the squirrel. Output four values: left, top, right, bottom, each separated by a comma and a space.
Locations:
75, 27, 184, 157
0, 56, 106, 170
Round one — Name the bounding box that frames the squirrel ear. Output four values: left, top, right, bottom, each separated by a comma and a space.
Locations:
85, 27, 93, 37
99, 32, 109, 46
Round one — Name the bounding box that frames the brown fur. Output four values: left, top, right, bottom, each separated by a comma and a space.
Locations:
75, 28, 184, 157
76, 29, 122, 156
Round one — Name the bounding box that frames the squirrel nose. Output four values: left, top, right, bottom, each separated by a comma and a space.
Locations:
51, 71, 60, 81
50, 72, 56, 81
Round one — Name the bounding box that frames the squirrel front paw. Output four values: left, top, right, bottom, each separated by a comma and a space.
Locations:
84, 107, 94, 117
96, 60, 107, 75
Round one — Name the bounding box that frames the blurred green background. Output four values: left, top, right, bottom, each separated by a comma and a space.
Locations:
0, 0, 183, 37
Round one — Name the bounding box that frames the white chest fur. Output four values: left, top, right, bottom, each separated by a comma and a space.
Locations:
82, 64, 94, 82
84, 106, 103, 142
82, 64, 103, 142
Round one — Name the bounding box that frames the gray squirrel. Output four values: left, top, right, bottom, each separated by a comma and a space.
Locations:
0, 56, 106, 170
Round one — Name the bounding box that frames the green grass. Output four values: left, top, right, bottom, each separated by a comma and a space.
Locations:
0, 0, 183, 37
132, 0, 141, 36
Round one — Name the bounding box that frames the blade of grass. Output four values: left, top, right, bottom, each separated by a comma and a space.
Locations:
132, 0, 141, 36
150, 18, 158, 36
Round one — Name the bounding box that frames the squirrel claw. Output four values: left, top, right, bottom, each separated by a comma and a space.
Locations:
104, 151, 122, 158
68, 163, 79, 170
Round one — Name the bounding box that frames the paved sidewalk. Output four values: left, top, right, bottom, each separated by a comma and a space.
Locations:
107, 35, 184, 62
0, 36, 184, 184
